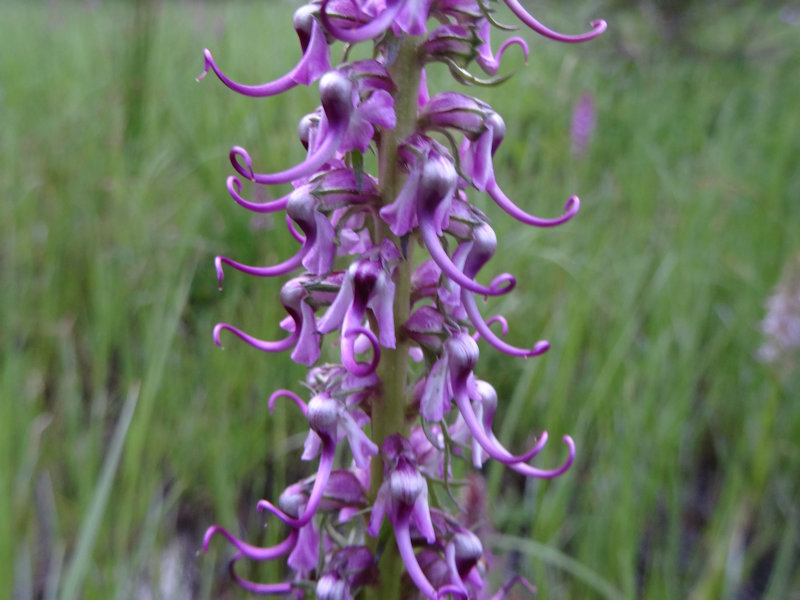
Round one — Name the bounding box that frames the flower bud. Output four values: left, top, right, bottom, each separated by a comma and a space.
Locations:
417, 154, 458, 217
319, 71, 355, 124
389, 456, 426, 507
462, 222, 498, 278
307, 392, 339, 439
446, 333, 480, 382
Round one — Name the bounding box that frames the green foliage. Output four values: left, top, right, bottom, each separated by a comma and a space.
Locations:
2, 1, 798, 598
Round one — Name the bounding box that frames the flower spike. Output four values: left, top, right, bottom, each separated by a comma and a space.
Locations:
203, 0, 604, 595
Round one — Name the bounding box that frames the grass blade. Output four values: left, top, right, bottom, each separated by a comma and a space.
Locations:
59, 383, 140, 600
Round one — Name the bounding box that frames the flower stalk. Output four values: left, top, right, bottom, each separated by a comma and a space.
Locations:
199, 2, 605, 598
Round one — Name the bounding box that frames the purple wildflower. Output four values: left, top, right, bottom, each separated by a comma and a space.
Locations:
201, 1, 605, 597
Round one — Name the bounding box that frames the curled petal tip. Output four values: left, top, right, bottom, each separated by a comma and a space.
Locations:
342, 326, 381, 377
212, 323, 225, 347
230, 146, 256, 182
196, 48, 212, 82
214, 256, 225, 290
590, 19, 608, 34
268, 389, 308, 416
565, 195, 580, 215
532, 340, 550, 355
201, 525, 222, 553
488, 273, 516, 296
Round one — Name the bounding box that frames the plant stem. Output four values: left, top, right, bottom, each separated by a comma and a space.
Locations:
372, 33, 422, 468
366, 34, 422, 600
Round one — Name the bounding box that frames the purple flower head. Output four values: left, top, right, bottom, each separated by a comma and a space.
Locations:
257, 391, 377, 530
301, 391, 379, 469
229, 71, 355, 186
379, 135, 453, 237
368, 435, 466, 600
417, 167, 516, 299
213, 189, 334, 293
447, 333, 575, 478
317, 245, 398, 374
213, 275, 324, 367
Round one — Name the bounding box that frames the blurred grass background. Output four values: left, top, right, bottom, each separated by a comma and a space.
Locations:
2, 0, 799, 598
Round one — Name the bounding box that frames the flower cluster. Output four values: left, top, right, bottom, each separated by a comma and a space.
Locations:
200, 1, 604, 598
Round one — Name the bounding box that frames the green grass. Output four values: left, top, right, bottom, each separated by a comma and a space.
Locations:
2, 1, 798, 598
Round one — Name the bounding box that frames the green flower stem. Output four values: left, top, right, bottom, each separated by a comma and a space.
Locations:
372, 33, 422, 473
367, 34, 422, 600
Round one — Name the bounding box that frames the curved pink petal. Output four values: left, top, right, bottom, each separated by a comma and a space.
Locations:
503, 0, 607, 43
228, 552, 294, 594
268, 389, 308, 417
213, 322, 299, 353
393, 514, 438, 600
462, 291, 549, 357
227, 176, 290, 214
197, 48, 297, 97
487, 180, 580, 227
201, 526, 298, 560
342, 325, 381, 377
214, 251, 305, 289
